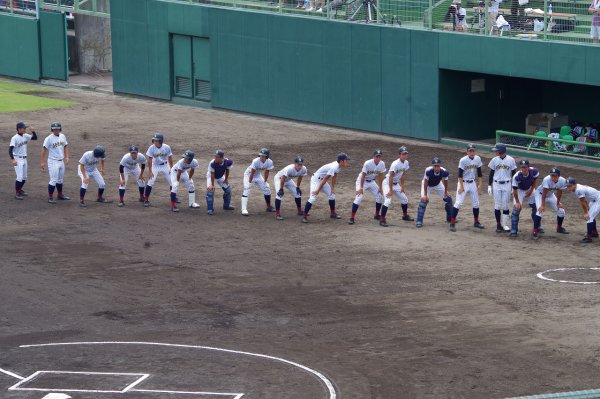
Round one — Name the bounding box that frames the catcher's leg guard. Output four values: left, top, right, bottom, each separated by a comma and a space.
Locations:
443, 196, 452, 222
511, 207, 521, 234
416, 199, 428, 224
530, 203, 537, 222
206, 190, 215, 211
223, 184, 232, 208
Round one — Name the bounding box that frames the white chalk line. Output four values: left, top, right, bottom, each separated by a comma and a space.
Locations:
537, 268, 600, 284
0, 367, 24, 380
132, 389, 244, 397
8, 370, 151, 393
18, 341, 337, 399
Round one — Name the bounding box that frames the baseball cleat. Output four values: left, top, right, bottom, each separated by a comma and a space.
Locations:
330, 213, 341, 219
495, 225, 504, 233
79, 201, 87, 207
531, 231, 539, 240
118, 201, 125, 207
509, 232, 517, 238
379, 220, 388, 227
373, 215, 381, 221
97, 197, 113, 203
266, 206, 275, 212
556, 227, 569, 234
15, 194, 24, 200
502, 225, 510, 232
538, 227, 545, 234
402, 215, 415, 221
223, 205, 235, 210
473, 221, 484, 229
301, 217, 309, 223
139, 197, 145, 202
275, 214, 284, 221
241, 209, 249, 216
347, 218, 355, 225
18, 190, 28, 196
580, 236, 593, 243
48, 198, 57, 204
189, 203, 201, 208
207, 209, 214, 215
416, 222, 423, 228
143, 200, 151, 207
449, 223, 456, 232
58, 194, 70, 200
171, 207, 180, 212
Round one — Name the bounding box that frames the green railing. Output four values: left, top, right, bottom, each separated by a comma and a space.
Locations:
0, 0, 109, 18
496, 129, 600, 161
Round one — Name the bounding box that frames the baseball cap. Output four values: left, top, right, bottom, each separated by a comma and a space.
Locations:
399, 146, 408, 154
519, 160, 530, 167
373, 149, 383, 156
294, 156, 304, 164
466, 143, 476, 150
566, 177, 577, 186
431, 157, 442, 165
491, 143, 506, 153
549, 167, 560, 176
337, 153, 350, 161
214, 150, 225, 157
16, 121, 27, 129
128, 145, 139, 153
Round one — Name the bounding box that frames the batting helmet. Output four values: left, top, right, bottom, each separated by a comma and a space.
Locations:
294, 156, 304, 164
491, 143, 506, 154
566, 177, 577, 186
258, 148, 270, 158
128, 145, 139, 153
214, 149, 225, 157
399, 146, 408, 154
93, 145, 106, 158
183, 149, 195, 161
50, 122, 62, 131
152, 133, 164, 144
549, 167, 560, 176
431, 157, 442, 165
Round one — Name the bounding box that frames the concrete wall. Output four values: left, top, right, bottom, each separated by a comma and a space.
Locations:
75, 15, 112, 73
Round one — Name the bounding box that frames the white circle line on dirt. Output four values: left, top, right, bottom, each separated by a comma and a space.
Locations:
18, 341, 337, 399
537, 268, 600, 285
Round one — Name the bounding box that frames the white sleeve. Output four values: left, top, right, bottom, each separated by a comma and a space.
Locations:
9, 136, 16, 147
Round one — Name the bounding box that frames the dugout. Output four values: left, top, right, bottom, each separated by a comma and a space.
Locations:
439, 69, 600, 141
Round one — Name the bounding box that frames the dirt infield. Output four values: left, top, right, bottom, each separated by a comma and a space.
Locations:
1, 85, 600, 399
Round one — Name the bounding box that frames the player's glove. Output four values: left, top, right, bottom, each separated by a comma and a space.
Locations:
296, 187, 302, 196
487, 186, 492, 196
277, 189, 284, 197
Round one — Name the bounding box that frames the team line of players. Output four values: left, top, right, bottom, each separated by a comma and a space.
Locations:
8, 122, 600, 243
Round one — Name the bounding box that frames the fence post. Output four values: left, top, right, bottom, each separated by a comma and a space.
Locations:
543, 0, 548, 41
428, 0, 433, 29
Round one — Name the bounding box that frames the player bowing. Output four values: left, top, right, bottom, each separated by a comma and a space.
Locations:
348, 149, 386, 225
274, 156, 308, 220
565, 177, 599, 243
78, 145, 111, 207
118, 145, 146, 207
170, 150, 201, 212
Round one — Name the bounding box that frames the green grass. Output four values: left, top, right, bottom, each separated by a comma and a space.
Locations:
0, 81, 75, 113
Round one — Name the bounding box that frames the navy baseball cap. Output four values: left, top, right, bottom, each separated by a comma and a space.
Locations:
431, 157, 442, 165
491, 143, 506, 153
466, 143, 476, 150
399, 146, 408, 154
337, 153, 350, 161
16, 121, 27, 129
214, 150, 225, 157
566, 177, 577, 186
294, 156, 304, 164
128, 145, 139, 153
373, 149, 383, 156
549, 167, 560, 176
519, 160, 530, 167
50, 122, 62, 130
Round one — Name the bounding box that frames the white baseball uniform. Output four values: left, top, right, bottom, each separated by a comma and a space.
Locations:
43, 133, 68, 185
170, 158, 200, 194
243, 157, 274, 197
353, 159, 386, 206
119, 153, 146, 189
78, 151, 106, 189
574, 184, 600, 223
274, 164, 308, 200
308, 161, 341, 204
488, 155, 517, 210
534, 175, 567, 218
146, 144, 173, 187
10, 132, 33, 182
382, 158, 409, 207
455, 155, 482, 209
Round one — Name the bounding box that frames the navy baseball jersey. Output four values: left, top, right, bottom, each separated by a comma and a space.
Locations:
512, 167, 539, 191
424, 166, 449, 186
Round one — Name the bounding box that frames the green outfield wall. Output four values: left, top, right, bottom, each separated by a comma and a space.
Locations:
0, 14, 41, 81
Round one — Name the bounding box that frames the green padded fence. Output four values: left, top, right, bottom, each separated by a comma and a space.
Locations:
506, 388, 600, 399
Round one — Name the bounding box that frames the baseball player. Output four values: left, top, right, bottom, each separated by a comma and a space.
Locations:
170, 150, 200, 212
449, 144, 484, 232
41, 122, 70, 204
565, 177, 599, 243
301, 153, 350, 223
531, 167, 569, 240
78, 145, 111, 207
206, 150, 235, 215
416, 157, 452, 228
143, 133, 173, 207
9, 121, 37, 200
488, 143, 517, 232
509, 160, 539, 237
241, 148, 274, 216
348, 150, 386, 225
274, 156, 307, 220
118, 145, 146, 207
377, 146, 414, 228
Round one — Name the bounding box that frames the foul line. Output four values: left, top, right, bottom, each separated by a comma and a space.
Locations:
18, 341, 337, 399
537, 268, 600, 285
0, 368, 24, 380
132, 389, 244, 398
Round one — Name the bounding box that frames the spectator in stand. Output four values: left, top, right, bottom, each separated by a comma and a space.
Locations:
590, 0, 600, 44
488, 0, 503, 34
